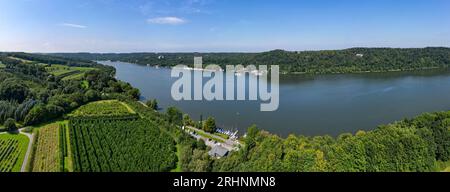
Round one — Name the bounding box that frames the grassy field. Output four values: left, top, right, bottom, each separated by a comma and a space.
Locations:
29, 123, 62, 172
70, 100, 135, 117
8, 56, 33, 63
7, 57, 95, 80
60, 121, 73, 172
0, 134, 29, 172
437, 160, 450, 172
45, 64, 96, 80
62, 73, 83, 80
214, 132, 230, 140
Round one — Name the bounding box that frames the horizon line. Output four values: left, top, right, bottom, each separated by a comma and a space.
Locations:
2, 46, 449, 55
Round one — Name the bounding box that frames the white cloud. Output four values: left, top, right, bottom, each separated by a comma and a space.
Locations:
60, 23, 87, 29
147, 17, 187, 25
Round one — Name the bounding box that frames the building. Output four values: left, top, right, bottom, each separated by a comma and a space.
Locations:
208, 145, 229, 158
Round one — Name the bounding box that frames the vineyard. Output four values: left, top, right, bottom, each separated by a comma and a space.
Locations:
70, 100, 135, 117
0, 134, 29, 172
69, 117, 177, 172
60, 122, 72, 171
29, 123, 64, 172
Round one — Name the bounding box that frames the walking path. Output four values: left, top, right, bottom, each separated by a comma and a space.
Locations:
19, 128, 33, 172
138, 101, 148, 107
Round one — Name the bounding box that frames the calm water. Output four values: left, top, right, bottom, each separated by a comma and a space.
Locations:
101, 61, 450, 137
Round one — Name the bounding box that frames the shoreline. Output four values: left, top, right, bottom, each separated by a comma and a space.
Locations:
98, 60, 450, 76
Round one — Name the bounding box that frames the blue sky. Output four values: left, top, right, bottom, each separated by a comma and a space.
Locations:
1, 0, 449, 52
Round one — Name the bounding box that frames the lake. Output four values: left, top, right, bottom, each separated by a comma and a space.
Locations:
101, 61, 450, 137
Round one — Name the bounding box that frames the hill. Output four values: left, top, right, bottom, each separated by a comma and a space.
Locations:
52, 47, 450, 74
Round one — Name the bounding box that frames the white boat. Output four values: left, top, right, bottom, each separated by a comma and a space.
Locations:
250, 69, 268, 76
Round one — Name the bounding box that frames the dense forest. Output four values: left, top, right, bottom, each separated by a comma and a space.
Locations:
0, 52, 139, 129
211, 112, 450, 172
52, 47, 450, 74
127, 96, 450, 172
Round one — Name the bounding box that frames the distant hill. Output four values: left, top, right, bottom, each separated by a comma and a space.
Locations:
52, 47, 450, 74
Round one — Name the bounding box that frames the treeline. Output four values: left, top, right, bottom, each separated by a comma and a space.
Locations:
212, 112, 450, 172
52, 47, 450, 74
0, 53, 140, 128
3, 52, 112, 69
1, 56, 48, 81
0, 100, 36, 125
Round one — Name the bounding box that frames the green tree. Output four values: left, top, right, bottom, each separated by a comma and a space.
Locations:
24, 105, 46, 125
245, 125, 260, 150
146, 99, 158, 110
4, 118, 17, 132
196, 139, 207, 150
203, 117, 216, 133
183, 114, 194, 126
0, 79, 30, 103
85, 89, 100, 101
166, 107, 182, 125
127, 88, 140, 99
